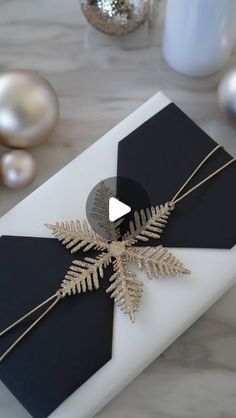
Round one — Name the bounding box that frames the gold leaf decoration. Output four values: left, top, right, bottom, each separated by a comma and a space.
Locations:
46, 220, 109, 253
126, 246, 190, 277
91, 180, 124, 241
47, 199, 189, 322
61, 253, 112, 296
123, 202, 174, 242
106, 255, 143, 322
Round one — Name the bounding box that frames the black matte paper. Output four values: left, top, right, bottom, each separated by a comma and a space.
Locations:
118, 103, 236, 248
0, 236, 114, 418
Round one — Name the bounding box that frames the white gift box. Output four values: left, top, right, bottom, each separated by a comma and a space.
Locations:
0, 92, 236, 418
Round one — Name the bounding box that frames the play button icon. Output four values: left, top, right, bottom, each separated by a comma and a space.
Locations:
108, 197, 131, 222
86, 176, 151, 240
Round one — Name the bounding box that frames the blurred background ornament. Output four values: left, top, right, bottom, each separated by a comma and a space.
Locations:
0, 150, 36, 189
80, 0, 151, 36
218, 68, 236, 127
0, 70, 59, 149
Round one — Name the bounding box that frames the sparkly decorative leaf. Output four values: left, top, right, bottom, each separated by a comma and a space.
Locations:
61, 253, 112, 296
46, 220, 109, 253
91, 180, 123, 241
106, 255, 143, 322
123, 202, 174, 242
126, 246, 190, 278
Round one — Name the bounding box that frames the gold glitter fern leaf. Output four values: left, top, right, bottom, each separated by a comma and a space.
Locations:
123, 202, 174, 242
61, 253, 112, 296
106, 255, 143, 322
91, 180, 123, 241
126, 246, 190, 278
46, 220, 109, 253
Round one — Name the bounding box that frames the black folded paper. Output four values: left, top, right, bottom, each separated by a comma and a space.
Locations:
118, 103, 236, 248
1, 101, 236, 418
0, 236, 114, 418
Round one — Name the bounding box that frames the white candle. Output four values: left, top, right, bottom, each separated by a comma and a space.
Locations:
162, 0, 236, 77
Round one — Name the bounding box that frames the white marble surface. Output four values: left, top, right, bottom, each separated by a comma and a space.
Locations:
0, 1, 236, 417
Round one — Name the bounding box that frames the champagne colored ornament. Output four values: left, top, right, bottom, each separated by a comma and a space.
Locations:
0, 144, 235, 362
218, 68, 236, 127
0, 70, 59, 149
80, 0, 150, 36
0, 150, 36, 189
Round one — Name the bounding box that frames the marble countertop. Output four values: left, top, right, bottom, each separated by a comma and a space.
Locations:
0, 1, 236, 417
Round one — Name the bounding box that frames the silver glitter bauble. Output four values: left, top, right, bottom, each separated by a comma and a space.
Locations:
218, 68, 236, 127
0, 150, 36, 189
80, 0, 150, 36
0, 70, 59, 149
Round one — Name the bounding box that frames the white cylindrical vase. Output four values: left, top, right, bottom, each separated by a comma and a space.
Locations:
162, 0, 236, 77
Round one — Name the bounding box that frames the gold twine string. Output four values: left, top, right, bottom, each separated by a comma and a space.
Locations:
171, 145, 236, 205
0, 293, 61, 362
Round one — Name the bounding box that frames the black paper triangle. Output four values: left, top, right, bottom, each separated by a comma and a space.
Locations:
0, 236, 114, 418
117, 103, 236, 249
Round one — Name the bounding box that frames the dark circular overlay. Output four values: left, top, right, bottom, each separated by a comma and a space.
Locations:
86, 176, 151, 240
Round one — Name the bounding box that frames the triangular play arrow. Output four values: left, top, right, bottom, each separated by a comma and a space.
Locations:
109, 197, 131, 222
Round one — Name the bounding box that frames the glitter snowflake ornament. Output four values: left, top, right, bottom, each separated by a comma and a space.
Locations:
46, 182, 190, 322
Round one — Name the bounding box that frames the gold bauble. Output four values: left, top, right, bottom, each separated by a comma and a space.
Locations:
0, 70, 59, 148
80, 0, 150, 36
0, 150, 36, 189
218, 68, 236, 127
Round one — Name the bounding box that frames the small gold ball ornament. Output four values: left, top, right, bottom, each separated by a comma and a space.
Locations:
0, 150, 36, 189
0, 70, 59, 149
80, 0, 150, 36
218, 68, 236, 127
